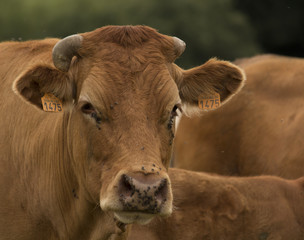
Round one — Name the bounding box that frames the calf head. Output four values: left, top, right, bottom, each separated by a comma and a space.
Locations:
13, 25, 245, 224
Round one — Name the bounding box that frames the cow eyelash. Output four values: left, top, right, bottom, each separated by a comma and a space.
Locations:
81, 102, 102, 124
168, 104, 182, 130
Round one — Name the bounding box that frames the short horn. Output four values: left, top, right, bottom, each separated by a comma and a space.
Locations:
52, 34, 83, 72
172, 37, 186, 58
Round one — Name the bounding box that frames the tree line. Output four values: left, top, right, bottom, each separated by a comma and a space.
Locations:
1, 0, 302, 67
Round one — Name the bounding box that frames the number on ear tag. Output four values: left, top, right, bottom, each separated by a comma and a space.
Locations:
41, 93, 63, 112
198, 93, 221, 110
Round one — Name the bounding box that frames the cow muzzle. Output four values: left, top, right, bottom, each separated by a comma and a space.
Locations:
100, 171, 173, 224
118, 173, 168, 213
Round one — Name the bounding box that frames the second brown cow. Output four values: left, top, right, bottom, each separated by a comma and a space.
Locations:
175, 54, 304, 178
128, 168, 304, 240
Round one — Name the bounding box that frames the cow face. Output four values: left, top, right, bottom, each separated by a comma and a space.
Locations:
13, 26, 245, 225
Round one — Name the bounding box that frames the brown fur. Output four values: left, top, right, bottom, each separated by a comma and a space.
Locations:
0, 25, 244, 239
128, 168, 304, 240
175, 54, 304, 178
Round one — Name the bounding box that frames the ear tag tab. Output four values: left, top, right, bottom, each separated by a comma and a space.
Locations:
198, 93, 221, 110
41, 93, 63, 112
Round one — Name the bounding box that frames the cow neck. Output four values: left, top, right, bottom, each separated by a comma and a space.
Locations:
49, 111, 109, 239
10, 108, 112, 239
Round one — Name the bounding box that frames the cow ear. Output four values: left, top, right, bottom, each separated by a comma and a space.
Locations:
177, 58, 245, 114
213, 185, 246, 220
13, 64, 75, 110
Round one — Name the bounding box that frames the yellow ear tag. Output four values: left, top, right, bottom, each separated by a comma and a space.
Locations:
41, 93, 63, 112
198, 93, 221, 110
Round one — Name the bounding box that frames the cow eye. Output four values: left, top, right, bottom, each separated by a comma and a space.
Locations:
81, 102, 95, 114
171, 104, 180, 118
81, 102, 102, 124
168, 104, 181, 130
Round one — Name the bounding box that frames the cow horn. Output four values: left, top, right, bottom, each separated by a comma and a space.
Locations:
172, 37, 186, 58
52, 34, 83, 72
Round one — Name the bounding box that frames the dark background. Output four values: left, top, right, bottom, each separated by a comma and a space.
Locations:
1, 0, 303, 68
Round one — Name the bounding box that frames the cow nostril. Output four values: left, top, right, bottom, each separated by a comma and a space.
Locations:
154, 179, 168, 203
119, 174, 135, 198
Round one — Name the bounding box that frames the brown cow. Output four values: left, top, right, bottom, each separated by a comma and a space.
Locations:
0, 25, 245, 239
174, 54, 304, 178
127, 168, 304, 240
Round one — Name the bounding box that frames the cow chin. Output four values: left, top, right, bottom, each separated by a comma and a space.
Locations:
100, 198, 173, 225
114, 211, 155, 225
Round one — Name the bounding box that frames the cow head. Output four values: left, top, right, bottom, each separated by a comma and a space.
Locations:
13, 26, 245, 225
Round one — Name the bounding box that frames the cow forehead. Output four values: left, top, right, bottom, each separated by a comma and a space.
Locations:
80, 61, 180, 114
82, 39, 169, 75
76, 26, 180, 113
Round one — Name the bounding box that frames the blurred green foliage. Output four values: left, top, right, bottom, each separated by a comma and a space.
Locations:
0, 0, 260, 67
